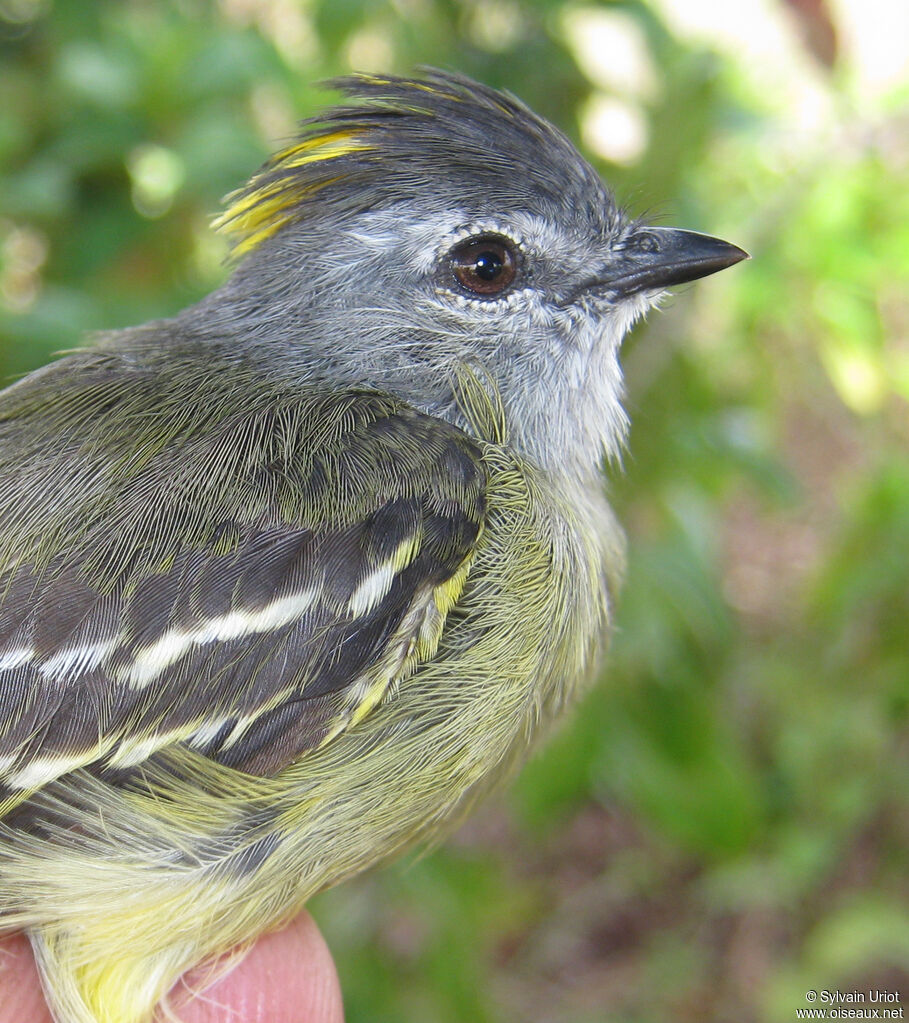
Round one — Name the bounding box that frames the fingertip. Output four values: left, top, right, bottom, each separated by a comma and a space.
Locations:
0, 932, 54, 1023
167, 912, 344, 1023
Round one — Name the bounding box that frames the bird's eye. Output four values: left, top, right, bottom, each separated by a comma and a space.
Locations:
448, 235, 518, 297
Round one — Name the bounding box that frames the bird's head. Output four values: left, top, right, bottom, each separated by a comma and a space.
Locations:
199, 70, 746, 478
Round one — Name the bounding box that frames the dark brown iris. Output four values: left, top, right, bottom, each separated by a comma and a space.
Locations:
449, 235, 518, 296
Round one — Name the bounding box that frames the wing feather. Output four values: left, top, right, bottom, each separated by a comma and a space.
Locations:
0, 373, 486, 814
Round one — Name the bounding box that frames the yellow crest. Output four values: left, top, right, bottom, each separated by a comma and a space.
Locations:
212, 71, 550, 259
213, 129, 370, 257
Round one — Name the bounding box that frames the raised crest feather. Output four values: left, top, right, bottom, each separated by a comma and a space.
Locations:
213, 69, 594, 258
212, 129, 371, 256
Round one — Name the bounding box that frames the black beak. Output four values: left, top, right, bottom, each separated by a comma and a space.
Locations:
603, 227, 749, 298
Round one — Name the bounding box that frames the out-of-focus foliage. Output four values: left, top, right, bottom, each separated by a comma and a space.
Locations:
1, 1, 906, 1020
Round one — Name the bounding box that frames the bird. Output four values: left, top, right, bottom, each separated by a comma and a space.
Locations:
0, 69, 746, 1023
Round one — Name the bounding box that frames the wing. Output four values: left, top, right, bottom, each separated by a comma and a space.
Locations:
0, 359, 486, 812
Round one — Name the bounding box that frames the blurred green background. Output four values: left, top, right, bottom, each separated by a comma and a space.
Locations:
1, 1, 907, 1020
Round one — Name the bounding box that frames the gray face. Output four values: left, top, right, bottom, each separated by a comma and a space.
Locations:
189, 72, 746, 480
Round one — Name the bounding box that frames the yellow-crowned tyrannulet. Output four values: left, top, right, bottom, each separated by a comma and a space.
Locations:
0, 70, 746, 1023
